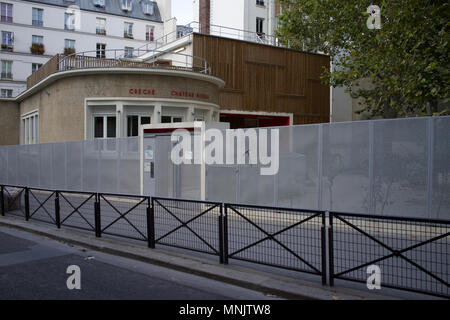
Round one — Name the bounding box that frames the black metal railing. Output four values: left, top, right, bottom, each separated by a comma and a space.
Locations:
98, 193, 150, 242
225, 203, 327, 284
152, 197, 223, 262
1, 183, 449, 298
59, 191, 97, 232
28, 187, 57, 225
329, 212, 450, 298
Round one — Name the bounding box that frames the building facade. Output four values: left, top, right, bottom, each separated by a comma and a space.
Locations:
0, 0, 172, 98
193, 0, 280, 41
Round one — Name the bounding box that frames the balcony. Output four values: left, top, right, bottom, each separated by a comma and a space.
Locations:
32, 19, 43, 27
1, 44, 13, 52
26, 49, 212, 89
30, 43, 45, 55
1, 72, 12, 79
124, 33, 134, 39
96, 29, 106, 36
0, 15, 12, 23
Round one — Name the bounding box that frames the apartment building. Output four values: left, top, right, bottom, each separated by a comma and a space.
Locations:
0, 0, 172, 98
193, 0, 280, 41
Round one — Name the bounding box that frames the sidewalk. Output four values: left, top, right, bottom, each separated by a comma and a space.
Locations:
0, 215, 397, 300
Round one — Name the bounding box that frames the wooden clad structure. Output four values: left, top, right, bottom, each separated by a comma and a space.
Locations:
192, 33, 330, 125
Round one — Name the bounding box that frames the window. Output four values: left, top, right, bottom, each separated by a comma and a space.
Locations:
124, 22, 133, 38
96, 18, 106, 35
32, 8, 43, 26
141, 1, 154, 15
256, 0, 265, 6
146, 25, 154, 41
1, 60, 12, 79
161, 116, 183, 123
32, 35, 43, 44
32, 63, 42, 73
1, 3, 12, 23
22, 111, 39, 145
93, 0, 105, 8
94, 115, 116, 138
120, 0, 132, 11
65, 39, 75, 49
96, 43, 106, 58
127, 115, 151, 137
64, 12, 75, 30
1, 31, 13, 51
0, 88, 12, 98
256, 17, 264, 36
124, 47, 133, 58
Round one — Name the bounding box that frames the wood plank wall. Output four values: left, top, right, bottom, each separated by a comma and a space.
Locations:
192, 33, 330, 125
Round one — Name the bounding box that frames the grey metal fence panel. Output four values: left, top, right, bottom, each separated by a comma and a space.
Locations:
373, 118, 428, 217
322, 121, 370, 213
39, 143, 53, 189
28, 144, 40, 188
432, 116, 450, 219
118, 137, 140, 195
286, 124, 320, 209
66, 140, 83, 191
7, 146, 18, 185
53, 142, 67, 190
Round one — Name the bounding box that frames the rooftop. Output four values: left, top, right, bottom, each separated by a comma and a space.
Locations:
21, 0, 162, 22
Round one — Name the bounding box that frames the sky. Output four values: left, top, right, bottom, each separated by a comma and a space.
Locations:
171, 0, 194, 26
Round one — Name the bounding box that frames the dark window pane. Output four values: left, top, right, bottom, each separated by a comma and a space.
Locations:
173, 117, 182, 123
141, 116, 151, 125
127, 115, 138, 137
161, 116, 171, 123
107, 116, 116, 137
94, 117, 103, 138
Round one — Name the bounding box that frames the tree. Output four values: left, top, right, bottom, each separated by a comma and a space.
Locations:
276, 0, 449, 118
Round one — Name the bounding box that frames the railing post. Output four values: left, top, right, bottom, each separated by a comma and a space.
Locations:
54, 191, 60, 228
0, 185, 4, 216
223, 204, 228, 264
218, 204, 224, 264
94, 193, 101, 237
321, 212, 327, 285
147, 197, 155, 249
328, 213, 334, 286
24, 188, 30, 221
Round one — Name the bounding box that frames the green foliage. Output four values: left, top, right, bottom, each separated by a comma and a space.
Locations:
276, 0, 450, 118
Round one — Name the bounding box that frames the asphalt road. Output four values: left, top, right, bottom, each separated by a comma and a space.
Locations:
0, 225, 282, 300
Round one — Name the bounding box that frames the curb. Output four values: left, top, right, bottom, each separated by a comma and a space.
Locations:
0, 215, 395, 300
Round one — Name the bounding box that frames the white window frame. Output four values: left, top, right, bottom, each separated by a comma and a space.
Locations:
96, 17, 106, 35
93, 114, 117, 139
0, 88, 12, 97
1, 59, 12, 79
124, 22, 133, 38
146, 25, 154, 41
32, 7, 43, 26
31, 63, 42, 73
161, 115, 183, 123
0, 2, 13, 23
120, 0, 132, 11
126, 114, 151, 137
21, 110, 39, 145
93, 0, 105, 8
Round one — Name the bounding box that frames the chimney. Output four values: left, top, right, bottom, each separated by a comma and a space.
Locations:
199, 0, 210, 34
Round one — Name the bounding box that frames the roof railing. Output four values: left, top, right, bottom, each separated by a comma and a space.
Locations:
135, 21, 305, 52
27, 49, 212, 88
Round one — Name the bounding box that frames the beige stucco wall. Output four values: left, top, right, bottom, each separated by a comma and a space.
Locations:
19, 71, 223, 143
0, 100, 20, 145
